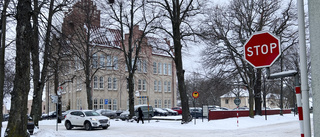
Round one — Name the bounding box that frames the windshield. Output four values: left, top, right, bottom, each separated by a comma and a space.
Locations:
84, 111, 100, 116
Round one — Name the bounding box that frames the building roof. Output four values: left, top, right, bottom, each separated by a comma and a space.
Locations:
90, 26, 122, 48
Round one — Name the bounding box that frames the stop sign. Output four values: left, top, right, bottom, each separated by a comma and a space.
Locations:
244, 31, 281, 68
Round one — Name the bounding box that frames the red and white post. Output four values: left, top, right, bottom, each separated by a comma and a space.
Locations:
295, 86, 304, 137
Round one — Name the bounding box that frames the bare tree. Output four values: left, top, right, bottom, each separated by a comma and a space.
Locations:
100, 0, 161, 118
0, 0, 10, 135
147, 0, 204, 124
5, 0, 33, 135
200, 0, 298, 117
29, 0, 72, 127
185, 72, 231, 107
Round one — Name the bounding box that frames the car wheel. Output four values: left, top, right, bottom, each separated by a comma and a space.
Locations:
65, 121, 73, 130
84, 122, 92, 131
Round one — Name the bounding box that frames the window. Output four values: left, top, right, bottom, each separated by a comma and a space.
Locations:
158, 100, 162, 108
107, 55, 112, 70
154, 81, 157, 91
93, 76, 98, 89
168, 100, 171, 108
164, 100, 167, 108
100, 55, 105, 68
77, 99, 82, 110
143, 80, 146, 91
113, 99, 117, 110
143, 60, 147, 73
158, 81, 162, 92
164, 81, 167, 92
107, 99, 112, 110
137, 59, 141, 72
138, 79, 142, 90
108, 77, 112, 90
77, 78, 82, 91
99, 99, 104, 109
142, 98, 147, 104
164, 63, 167, 75
168, 81, 171, 92
153, 62, 157, 74
113, 56, 118, 70
99, 77, 104, 89
125, 63, 128, 71
127, 79, 135, 90
93, 99, 98, 110
158, 63, 162, 74
168, 64, 172, 75
225, 99, 229, 104
93, 54, 98, 68
113, 78, 117, 90
127, 79, 129, 90
154, 100, 158, 108
138, 99, 142, 105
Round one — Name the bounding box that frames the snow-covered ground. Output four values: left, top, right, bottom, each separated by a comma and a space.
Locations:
1, 113, 313, 137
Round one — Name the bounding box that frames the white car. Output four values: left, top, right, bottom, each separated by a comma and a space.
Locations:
64, 110, 110, 130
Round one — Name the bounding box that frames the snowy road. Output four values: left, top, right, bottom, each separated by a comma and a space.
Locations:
1, 114, 313, 137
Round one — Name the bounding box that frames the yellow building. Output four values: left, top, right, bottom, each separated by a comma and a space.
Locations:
46, 0, 177, 112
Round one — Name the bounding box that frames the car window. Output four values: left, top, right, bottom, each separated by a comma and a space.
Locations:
70, 112, 77, 116
85, 111, 100, 116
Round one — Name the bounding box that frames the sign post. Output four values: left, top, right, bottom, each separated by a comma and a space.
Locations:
192, 91, 199, 125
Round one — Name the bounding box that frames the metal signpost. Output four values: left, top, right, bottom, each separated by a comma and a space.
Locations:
234, 97, 241, 127
192, 91, 199, 125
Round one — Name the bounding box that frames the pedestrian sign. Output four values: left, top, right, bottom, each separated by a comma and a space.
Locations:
105, 99, 108, 104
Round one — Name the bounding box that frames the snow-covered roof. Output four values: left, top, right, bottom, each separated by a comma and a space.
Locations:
266, 93, 280, 99
89, 26, 122, 48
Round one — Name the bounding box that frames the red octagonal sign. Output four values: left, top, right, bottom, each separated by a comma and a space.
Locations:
244, 31, 281, 68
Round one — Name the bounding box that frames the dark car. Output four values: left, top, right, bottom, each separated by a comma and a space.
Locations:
96, 109, 118, 119
190, 108, 203, 118
153, 108, 168, 116
27, 115, 34, 135
3, 114, 9, 121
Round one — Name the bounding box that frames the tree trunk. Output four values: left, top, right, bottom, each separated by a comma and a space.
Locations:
0, 0, 9, 136
254, 68, 262, 115
30, 0, 43, 127
128, 73, 135, 119
5, 0, 32, 135
172, 29, 190, 123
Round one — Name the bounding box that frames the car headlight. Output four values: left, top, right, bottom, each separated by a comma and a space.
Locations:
91, 118, 98, 121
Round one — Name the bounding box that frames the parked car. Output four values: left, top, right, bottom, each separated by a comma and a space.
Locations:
119, 111, 132, 121
27, 115, 34, 135
134, 105, 154, 119
115, 110, 123, 116
119, 105, 154, 121
162, 108, 178, 115
64, 110, 110, 130
95, 109, 117, 119
171, 107, 182, 114
3, 114, 9, 121
190, 108, 203, 118
153, 108, 168, 116
48, 111, 57, 118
